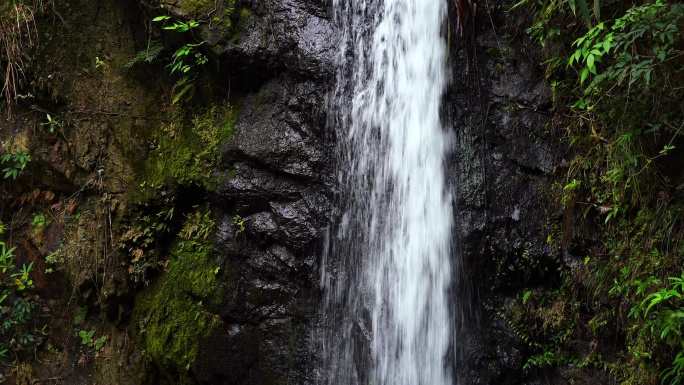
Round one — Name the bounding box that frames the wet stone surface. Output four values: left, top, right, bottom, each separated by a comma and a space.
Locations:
205, 4, 335, 379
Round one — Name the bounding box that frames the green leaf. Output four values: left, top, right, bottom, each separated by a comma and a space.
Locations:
169, 62, 183, 74
657, 50, 666, 62
172, 82, 194, 105
152, 15, 170, 22
602, 38, 611, 53
522, 290, 532, 304
587, 53, 595, 69
580, 68, 589, 84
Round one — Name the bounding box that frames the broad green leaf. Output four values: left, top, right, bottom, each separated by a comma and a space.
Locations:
580, 68, 589, 84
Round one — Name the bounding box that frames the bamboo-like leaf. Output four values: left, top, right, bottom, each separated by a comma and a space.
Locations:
593, 0, 601, 23
577, 0, 593, 28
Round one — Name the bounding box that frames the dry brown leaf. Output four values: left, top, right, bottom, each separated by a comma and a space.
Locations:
131, 248, 143, 262
51, 197, 64, 212
43, 190, 55, 202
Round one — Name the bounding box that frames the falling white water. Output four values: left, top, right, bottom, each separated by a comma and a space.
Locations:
318, 0, 453, 384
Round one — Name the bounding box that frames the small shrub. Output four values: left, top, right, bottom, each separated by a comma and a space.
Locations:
1, 147, 30, 180
0, 222, 39, 363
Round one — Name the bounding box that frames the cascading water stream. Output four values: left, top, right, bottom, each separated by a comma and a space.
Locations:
318, 0, 454, 384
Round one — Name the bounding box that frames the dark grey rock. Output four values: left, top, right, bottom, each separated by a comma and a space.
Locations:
446, 3, 560, 384
206, 6, 332, 381
227, 76, 329, 180
201, 0, 335, 83
204, 0, 559, 383
245, 211, 279, 237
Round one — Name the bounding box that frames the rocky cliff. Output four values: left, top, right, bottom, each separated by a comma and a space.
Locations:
0, 0, 565, 384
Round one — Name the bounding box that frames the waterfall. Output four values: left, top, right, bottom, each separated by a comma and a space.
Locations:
318, 0, 453, 384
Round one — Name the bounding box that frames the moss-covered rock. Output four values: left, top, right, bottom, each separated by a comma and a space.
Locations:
133, 208, 226, 378
167, 0, 215, 18
222, 6, 250, 43
136, 102, 239, 201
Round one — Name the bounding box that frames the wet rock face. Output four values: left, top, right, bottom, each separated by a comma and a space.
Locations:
133, 1, 335, 381
445, 3, 559, 384
230, 77, 330, 180
207, 86, 331, 383
206, 11, 334, 381
231, 0, 334, 75
198, 0, 336, 88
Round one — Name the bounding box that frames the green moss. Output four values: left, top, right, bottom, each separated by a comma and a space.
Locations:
254, 82, 277, 116
133, 209, 225, 373
234, 8, 250, 35
213, 1, 249, 43
174, 0, 214, 17
136, 101, 240, 201
126, 101, 241, 364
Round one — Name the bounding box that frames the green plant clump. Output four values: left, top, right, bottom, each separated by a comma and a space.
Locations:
124, 41, 165, 69
0, 222, 39, 363
75, 329, 107, 350
1, 147, 30, 180
152, 14, 208, 105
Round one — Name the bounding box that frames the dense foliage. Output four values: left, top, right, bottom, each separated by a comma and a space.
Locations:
502, 0, 684, 383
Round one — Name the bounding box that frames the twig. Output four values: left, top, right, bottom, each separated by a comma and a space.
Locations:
66, 110, 162, 120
